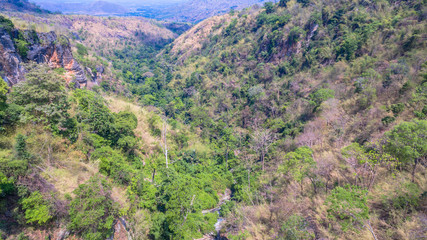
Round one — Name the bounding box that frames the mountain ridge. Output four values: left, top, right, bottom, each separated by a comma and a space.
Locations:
0, 0, 426, 240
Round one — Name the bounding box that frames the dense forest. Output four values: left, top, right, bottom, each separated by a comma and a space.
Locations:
0, 0, 426, 239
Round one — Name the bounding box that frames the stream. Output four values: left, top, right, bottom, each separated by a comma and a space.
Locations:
199, 189, 231, 240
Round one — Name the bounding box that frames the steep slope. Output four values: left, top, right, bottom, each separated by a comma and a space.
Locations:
0, 12, 177, 89
129, 0, 427, 239
0, 0, 426, 240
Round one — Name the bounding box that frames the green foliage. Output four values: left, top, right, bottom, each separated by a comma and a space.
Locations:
264, 2, 275, 14
279, 0, 289, 7
76, 43, 88, 56
14, 134, 30, 160
224, 19, 238, 37
309, 88, 335, 107
92, 146, 135, 183
58, 35, 68, 46
326, 186, 369, 231
68, 176, 117, 240
0, 149, 28, 177
381, 181, 421, 213
9, 64, 69, 127
337, 33, 359, 61
381, 116, 395, 126
297, 0, 310, 7
0, 77, 9, 131
384, 120, 427, 166
127, 177, 158, 211
391, 181, 421, 209
0, 16, 14, 33
389, 103, 405, 116
0, 172, 14, 197
279, 146, 316, 191
219, 201, 234, 217
0, 1, 424, 239
73, 89, 137, 147
257, 12, 291, 28
288, 27, 305, 45
14, 39, 29, 59
279, 214, 314, 240
157, 172, 219, 239
0, 77, 8, 105
21, 191, 52, 225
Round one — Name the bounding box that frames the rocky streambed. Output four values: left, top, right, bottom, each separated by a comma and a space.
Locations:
199, 189, 231, 240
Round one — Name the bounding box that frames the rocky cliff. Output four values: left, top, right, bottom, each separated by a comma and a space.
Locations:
0, 28, 25, 85
0, 27, 88, 87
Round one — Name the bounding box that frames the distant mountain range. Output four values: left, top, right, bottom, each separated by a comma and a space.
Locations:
28, 0, 270, 22
30, 0, 128, 15
133, 0, 271, 22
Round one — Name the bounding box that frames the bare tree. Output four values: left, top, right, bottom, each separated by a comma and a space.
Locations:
251, 127, 277, 171
160, 115, 169, 168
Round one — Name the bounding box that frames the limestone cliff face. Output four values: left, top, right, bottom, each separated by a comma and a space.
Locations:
0, 27, 88, 87
0, 28, 25, 85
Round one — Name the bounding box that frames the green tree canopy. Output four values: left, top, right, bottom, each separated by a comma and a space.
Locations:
9, 64, 68, 125
68, 176, 118, 240
325, 185, 369, 231
384, 120, 427, 181
279, 146, 316, 193
21, 191, 53, 225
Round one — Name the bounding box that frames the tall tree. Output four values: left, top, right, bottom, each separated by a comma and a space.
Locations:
9, 64, 68, 125
251, 127, 276, 171
384, 120, 427, 182
279, 146, 316, 194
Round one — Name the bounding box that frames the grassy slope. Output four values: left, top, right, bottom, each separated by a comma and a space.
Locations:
155, 0, 427, 239
1, 93, 213, 239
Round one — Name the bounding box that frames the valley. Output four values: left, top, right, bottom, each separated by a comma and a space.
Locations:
0, 0, 426, 240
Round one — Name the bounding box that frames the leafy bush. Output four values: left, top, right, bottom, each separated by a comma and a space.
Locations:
389, 103, 405, 116
279, 146, 316, 192
279, 214, 314, 240
384, 120, 427, 181
326, 186, 369, 231
14, 39, 29, 59
264, 2, 275, 14
288, 27, 305, 45
128, 177, 157, 211
68, 177, 118, 240
0, 172, 14, 197
73, 90, 137, 147
336, 33, 359, 60
14, 134, 30, 160
381, 116, 395, 126
297, 0, 310, 7
391, 182, 421, 210
76, 43, 88, 56
10, 64, 69, 126
21, 191, 53, 225
92, 146, 135, 183
279, 0, 289, 7
309, 88, 335, 107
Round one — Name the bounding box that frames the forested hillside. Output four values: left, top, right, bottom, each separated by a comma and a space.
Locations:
0, 0, 426, 239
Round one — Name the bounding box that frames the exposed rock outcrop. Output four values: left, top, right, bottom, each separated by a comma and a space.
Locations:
0, 28, 25, 85
0, 27, 88, 87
